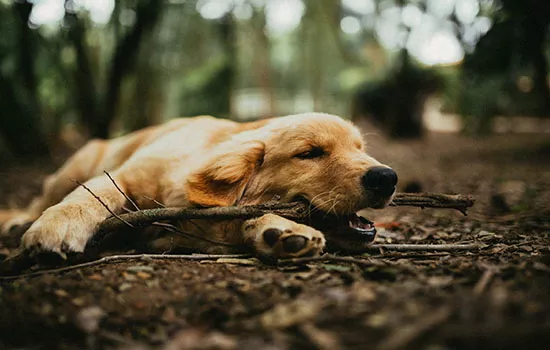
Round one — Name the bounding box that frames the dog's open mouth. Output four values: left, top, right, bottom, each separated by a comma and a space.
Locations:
293, 196, 377, 245
307, 209, 377, 245
347, 213, 376, 242
308, 211, 377, 253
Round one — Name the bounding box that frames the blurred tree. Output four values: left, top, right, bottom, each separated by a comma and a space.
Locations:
0, 1, 49, 159
352, 50, 442, 138
350, 0, 443, 138
251, 5, 275, 116
301, 0, 348, 113
66, 0, 163, 138
177, 11, 236, 118
502, 0, 550, 116
460, 0, 550, 134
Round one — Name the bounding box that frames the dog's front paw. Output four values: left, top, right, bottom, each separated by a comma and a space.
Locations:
244, 214, 326, 259
22, 204, 100, 255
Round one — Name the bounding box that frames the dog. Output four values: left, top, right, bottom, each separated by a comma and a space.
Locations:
0, 113, 397, 259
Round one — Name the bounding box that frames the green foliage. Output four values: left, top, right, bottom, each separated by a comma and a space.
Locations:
458, 0, 550, 134
352, 52, 444, 138
0, 0, 549, 156
177, 54, 232, 117
459, 76, 505, 135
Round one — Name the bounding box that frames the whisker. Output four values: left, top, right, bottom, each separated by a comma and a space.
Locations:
325, 194, 342, 219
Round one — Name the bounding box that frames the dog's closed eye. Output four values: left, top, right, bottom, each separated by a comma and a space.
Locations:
294, 147, 325, 160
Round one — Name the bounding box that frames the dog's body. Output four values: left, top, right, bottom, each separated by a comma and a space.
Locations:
1, 113, 397, 258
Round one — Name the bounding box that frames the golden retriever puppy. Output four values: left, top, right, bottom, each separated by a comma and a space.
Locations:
0, 113, 397, 258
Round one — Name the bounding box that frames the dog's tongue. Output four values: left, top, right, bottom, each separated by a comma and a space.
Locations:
348, 214, 377, 242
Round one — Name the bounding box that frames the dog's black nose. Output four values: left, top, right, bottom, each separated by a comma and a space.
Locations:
362, 166, 398, 196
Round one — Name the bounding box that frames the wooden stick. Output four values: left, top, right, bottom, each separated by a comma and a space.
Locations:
276, 255, 382, 267
0, 253, 251, 280
95, 201, 310, 241
370, 243, 485, 251
390, 193, 475, 215
96, 192, 474, 236
84, 175, 236, 247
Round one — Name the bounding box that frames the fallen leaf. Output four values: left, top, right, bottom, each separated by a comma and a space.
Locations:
72, 297, 86, 306
375, 222, 401, 229
162, 307, 177, 323
210, 258, 260, 265
164, 328, 237, 350
136, 271, 152, 279
322, 264, 351, 272
126, 265, 155, 273
352, 283, 377, 302
300, 323, 341, 350
365, 313, 388, 328
119, 283, 133, 292
122, 272, 137, 281
75, 306, 105, 333
54, 289, 69, 298
260, 298, 321, 329
426, 276, 453, 288
88, 274, 103, 281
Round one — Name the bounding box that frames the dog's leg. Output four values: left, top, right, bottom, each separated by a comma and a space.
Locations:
21, 173, 130, 255
242, 214, 326, 258
2, 140, 108, 233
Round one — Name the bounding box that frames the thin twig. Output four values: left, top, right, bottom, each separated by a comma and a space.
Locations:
370, 243, 485, 251
103, 171, 140, 211
378, 306, 452, 350
73, 180, 134, 228
94, 175, 236, 247
276, 254, 383, 267
473, 269, 495, 296
142, 195, 166, 208
473, 262, 499, 296
0, 253, 251, 281
149, 221, 236, 247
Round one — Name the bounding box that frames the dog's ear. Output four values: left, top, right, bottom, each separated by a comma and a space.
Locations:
185, 140, 265, 207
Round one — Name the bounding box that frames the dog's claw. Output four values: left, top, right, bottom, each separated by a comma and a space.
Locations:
56, 249, 68, 260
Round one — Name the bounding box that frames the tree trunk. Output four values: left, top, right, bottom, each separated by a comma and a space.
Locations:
252, 8, 276, 117
13, 2, 38, 108
529, 20, 550, 116
96, 0, 163, 138
65, 11, 100, 135
0, 75, 48, 158
0, 1, 49, 158
388, 51, 424, 138
218, 13, 236, 116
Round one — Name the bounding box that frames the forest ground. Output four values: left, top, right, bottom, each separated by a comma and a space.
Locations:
0, 129, 549, 349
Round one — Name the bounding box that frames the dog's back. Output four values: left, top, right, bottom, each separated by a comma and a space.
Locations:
0, 116, 235, 230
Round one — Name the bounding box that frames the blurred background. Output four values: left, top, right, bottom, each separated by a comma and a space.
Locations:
0, 0, 549, 161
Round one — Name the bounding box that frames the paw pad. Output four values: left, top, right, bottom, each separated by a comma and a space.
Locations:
263, 228, 282, 247
282, 236, 307, 253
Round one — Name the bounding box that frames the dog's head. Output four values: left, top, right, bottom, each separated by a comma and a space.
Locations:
186, 113, 397, 249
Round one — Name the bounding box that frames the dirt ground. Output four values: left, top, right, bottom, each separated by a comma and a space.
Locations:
0, 130, 549, 349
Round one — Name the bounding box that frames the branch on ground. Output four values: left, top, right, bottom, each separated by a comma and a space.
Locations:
96, 192, 474, 238
390, 193, 475, 215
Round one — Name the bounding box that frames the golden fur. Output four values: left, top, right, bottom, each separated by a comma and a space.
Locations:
1, 113, 393, 258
